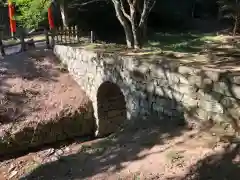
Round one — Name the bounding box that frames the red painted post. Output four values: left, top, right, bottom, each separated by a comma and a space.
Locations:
48, 7, 55, 30
8, 0, 16, 37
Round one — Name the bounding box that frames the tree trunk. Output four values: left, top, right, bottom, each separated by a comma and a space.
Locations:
130, 5, 141, 49
138, 20, 147, 47
233, 15, 238, 36
112, 1, 134, 48
133, 29, 141, 49
123, 24, 134, 48
59, 3, 68, 27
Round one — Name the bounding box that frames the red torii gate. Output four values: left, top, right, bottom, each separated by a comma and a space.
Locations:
8, 0, 55, 36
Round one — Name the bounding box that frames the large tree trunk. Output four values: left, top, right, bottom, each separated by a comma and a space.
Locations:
59, 1, 68, 27
137, 21, 147, 47
130, 4, 141, 49
112, 1, 134, 48
112, 0, 155, 49
123, 23, 134, 48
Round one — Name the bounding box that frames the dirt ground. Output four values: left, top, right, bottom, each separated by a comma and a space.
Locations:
0, 125, 239, 180
0, 48, 91, 154
0, 41, 239, 179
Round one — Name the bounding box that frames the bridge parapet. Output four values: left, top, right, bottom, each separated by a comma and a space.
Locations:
54, 45, 240, 137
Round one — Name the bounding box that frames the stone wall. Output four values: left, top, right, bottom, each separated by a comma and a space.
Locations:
54, 45, 240, 136
0, 103, 94, 155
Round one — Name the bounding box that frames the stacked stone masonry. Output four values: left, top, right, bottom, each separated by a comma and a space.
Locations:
54, 45, 240, 136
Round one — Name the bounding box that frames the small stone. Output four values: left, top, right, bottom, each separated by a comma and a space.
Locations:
8, 164, 16, 173
51, 156, 59, 162
65, 147, 70, 152
9, 170, 18, 179
41, 148, 55, 157
55, 149, 64, 156
33, 155, 43, 163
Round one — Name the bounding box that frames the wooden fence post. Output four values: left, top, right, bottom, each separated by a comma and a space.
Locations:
45, 29, 50, 49
0, 39, 5, 56
66, 26, 70, 44
75, 26, 79, 43
56, 27, 59, 44
20, 32, 26, 52
59, 27, 63, 44
91, 30, 94, 43
64, 26, 67, 44
70, 26, 74, 43
72, 26, 76, 43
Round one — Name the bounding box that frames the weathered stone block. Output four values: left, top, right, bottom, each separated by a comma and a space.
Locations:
181, 95, 199, 108
188, 75, 202, 86
231, 85, 240, 99
200, 78, 213, 92
198, 99, 224, 113
220, 96, 238, 109
213, 82, 231, 96
178, 66, 196, 75
232, 75, 240, 85
195, 108, 211, 120
204, 70, 220, 82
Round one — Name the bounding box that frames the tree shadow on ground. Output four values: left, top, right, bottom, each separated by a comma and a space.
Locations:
123, 34, 240, 72
0, 47, 94, 157
175, 144, 240, 180
0, 48, 61, 82
146, 31, 239, 59
0, 90, 41, 124
20, 120, 193, 180
0, 48, 63, 125
147, 32, 212, 53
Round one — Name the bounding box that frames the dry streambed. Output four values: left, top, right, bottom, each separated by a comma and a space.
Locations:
0, 49, 95, 155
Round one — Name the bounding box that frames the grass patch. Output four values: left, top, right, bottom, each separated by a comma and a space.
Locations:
25, 34, 46, 42
147, 32, 230, 53
79, 32, 233, 59
2, 34, 46, 46
2, 38, 20, 46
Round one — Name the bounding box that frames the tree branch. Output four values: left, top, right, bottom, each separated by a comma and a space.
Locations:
111, 0, 127, 26
119, 0, 131, 21
127, 0, 132, 6
69, 0, 106, 8
138, 0, 155, 28
133, 0, 137, 6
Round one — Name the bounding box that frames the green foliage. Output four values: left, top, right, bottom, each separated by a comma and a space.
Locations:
0, 0, 7, 6
218, 0, 240, 19
13, 0, 51, 29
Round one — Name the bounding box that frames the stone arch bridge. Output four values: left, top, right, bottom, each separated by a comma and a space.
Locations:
54, 45, 240, 137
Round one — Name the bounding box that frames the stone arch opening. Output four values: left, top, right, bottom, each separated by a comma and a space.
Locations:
96, 81, 127, 136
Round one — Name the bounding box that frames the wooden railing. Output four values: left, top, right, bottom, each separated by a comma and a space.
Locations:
0, 25, 91, 56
